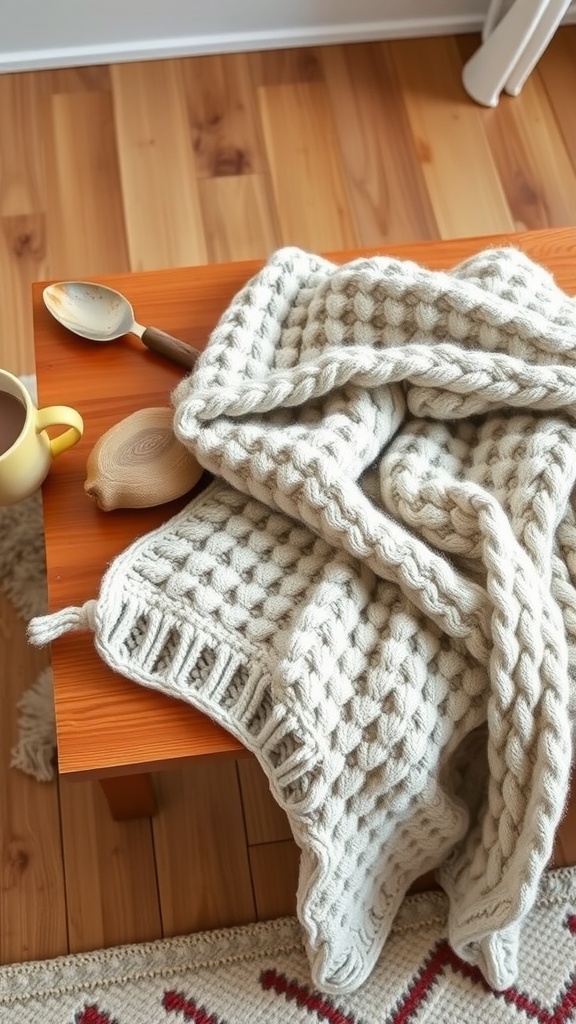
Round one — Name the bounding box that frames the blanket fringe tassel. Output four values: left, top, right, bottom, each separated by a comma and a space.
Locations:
28, 600, 97, 645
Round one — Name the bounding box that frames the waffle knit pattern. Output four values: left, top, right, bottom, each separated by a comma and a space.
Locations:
29, 246, 576, 996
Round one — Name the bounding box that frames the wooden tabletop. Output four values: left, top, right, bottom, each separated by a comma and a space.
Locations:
33, 227, 576, 779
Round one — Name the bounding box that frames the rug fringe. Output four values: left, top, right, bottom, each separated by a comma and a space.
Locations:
10, 667, 56, 782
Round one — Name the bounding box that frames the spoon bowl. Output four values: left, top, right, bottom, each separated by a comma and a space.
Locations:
43, 282, 135, 342
43, 281, 199, 369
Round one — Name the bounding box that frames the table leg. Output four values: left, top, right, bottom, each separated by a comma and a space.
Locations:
98, 773, 157, 820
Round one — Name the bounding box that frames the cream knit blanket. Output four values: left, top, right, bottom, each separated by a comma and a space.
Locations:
30, 246, 576, 995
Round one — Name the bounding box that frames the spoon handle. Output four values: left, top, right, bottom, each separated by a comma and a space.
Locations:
141, 327, 200, 369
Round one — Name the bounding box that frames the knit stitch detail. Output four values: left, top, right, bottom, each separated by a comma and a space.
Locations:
62, 480, 488, 991
171, 245, 576, 990
30, 245, 576, 996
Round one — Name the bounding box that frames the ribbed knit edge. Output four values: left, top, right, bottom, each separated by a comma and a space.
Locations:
90, 571, 486, 993
89, 497, 415, 993
96, 584, 298, 805
82, 473, 575, 995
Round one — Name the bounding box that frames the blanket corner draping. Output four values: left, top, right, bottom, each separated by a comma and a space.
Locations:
30, 244, 576, 994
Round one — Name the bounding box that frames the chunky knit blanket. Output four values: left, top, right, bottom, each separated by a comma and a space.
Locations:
30, 246, 576, 997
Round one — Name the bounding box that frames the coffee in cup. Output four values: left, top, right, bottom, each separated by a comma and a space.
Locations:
0, 370, 83, 505
0, 391, 27, 456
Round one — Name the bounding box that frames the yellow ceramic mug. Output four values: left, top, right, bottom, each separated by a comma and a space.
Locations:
0, 370, 83, 505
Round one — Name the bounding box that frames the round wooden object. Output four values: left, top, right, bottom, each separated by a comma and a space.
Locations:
85, 407, 203, 510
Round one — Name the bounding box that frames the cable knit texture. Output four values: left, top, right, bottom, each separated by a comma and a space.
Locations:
29, 246, 576, 995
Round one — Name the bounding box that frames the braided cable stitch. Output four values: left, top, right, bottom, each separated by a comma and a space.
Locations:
30, 245, 576, 996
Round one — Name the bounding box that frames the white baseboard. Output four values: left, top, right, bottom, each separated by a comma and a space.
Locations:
1, 1, 575, 73
0, 20, 483, 74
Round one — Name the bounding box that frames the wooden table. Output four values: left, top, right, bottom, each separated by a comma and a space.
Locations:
33, 227, 576, 818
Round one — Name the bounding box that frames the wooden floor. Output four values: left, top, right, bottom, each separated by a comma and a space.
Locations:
1, 30, 576, 966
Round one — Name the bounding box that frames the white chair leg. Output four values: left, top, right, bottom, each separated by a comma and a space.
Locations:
504, 0, 571, 95
462, 0, 549, 107
482, 0, 507, 42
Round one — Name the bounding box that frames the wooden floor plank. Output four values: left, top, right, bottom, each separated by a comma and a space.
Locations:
237, 758, 292, 846
153, 762, 256, 936
249, 47, 324, 86
0, 596, 68, 964
484, 73, 576, 230
256, 79, 359, 251
456, 34, 576, 231
249, 840, 299, 920
44, 90, 130, 278
537, 26, 576, 173
321, 43, 438, 245
198, 175, 279, 262
390, 37, 515, 238
180, 52, 266, 179
0, 74, 45, 219
0, 74, 48, 373
0, 214, 46, 375
38, 65, 112, 94
111, 61, 207, 271
59, 779, 161, 953
554, 786, 576, 868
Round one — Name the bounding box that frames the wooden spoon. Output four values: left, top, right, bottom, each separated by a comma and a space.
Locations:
43, 281, 199, 369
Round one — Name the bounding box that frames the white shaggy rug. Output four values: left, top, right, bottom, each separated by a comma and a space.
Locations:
1, 376, 56, 781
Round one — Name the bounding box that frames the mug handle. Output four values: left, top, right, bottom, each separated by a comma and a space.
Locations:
36, 406, 84, 458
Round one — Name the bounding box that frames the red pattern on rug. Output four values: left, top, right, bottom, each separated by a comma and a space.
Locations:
260, 969, 357, 1023
76, 1007, 119, 1024
163, 989, 224, 1023
74, 913, 576, 1024
260, 914, 576, 1024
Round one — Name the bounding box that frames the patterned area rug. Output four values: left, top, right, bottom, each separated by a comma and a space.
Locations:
0, 375, 56, 781
1, 868, 575, 1023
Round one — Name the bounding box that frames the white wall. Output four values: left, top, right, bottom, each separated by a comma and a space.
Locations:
1, 0, 575, 73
